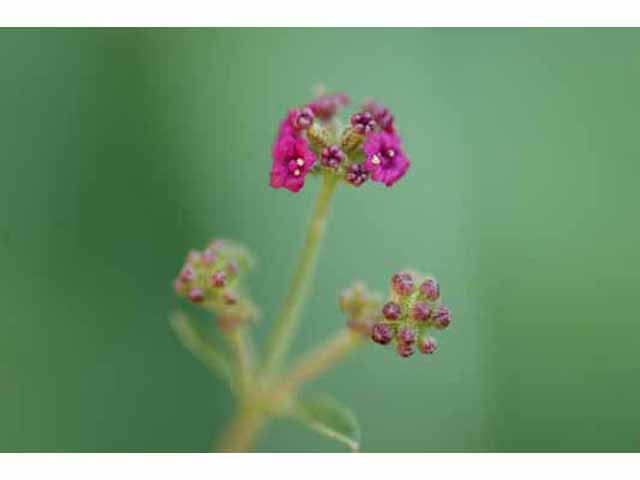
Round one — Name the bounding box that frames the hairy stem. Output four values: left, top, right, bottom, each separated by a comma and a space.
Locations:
264, 173, 339, 375
278, 329, 363, 392
215, 405, 266, 453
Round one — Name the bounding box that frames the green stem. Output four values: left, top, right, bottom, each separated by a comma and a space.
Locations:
225, 327, 254, 397
277, 329, 363, 392
264, 173, 339, 376
215, 404, 266, 452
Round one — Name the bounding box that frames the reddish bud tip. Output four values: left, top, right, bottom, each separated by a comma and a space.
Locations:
211, 270, 227, 288
391, 272, 414, 296
433, 305, 451, 329
382, 301, 402, 321
371, 323, 393, 345
188, 287, 205, 303
410, 301, 432, 323
396, 341, 415, 358
345, 163, 369, 187
398, 326, 416, 345
419, 336, 439, 354
179, 266, 195, 282
420, 278, 440, 301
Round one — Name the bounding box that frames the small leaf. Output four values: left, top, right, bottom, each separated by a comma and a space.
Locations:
170, 311, 231, 381
295, 395, 361, 452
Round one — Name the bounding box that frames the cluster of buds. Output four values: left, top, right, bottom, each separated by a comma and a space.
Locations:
339, 282, 383, 337
173, 239, 256, 330
270, 91, 410, 193
371, 271, 452, 358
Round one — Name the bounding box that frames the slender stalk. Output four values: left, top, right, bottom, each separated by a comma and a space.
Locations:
170, 311, 231, 382
278, 329, 363, 392
215, 405, 266, 452
225, 327, 254, 396
263, 173, 339, 375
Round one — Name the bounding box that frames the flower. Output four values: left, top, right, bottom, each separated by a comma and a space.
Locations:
270, 136, 316, 193
363, 132, 410, 187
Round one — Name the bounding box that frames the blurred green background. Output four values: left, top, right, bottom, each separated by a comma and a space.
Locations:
1, 28, 639, 452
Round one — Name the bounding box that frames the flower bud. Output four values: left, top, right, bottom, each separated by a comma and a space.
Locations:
396, 341, 415, 358
410, 301, 432, 323
391, 271, 414, 296
419, 336, 439, 354
339, 126, 364, 153
188, 287, 205, 303
211, 270, 227, 288
306, 123, 331, 151
432, 305, 451, 329
382, 301, 402, 321
291, 107, 314, 130
397, 326, 416, 345
179, 266, 195, 282
371, 323, 393, 345
345, 163, 369, 187
320, 145, 345, 169
351, 111, 376, 135
420, 277, 440, 301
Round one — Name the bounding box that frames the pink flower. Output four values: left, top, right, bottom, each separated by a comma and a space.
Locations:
270, 135, 316, 193
363, 132, 410, 187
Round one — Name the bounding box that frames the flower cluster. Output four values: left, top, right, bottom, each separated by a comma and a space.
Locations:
173, 239, 256, 329
371, 271, 452, 358
270, 92, 410, 192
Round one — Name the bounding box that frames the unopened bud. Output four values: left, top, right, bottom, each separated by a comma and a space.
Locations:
382, 301, 402, 321
419, 336, 439, 354
391, 272, 414, 297
371, 323, 393, 345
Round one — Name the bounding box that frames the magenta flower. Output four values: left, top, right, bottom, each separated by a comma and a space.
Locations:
363, 132, 410, 187
270, 135, 316, 193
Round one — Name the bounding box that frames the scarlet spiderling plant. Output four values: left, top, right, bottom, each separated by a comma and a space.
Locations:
171, 89, 452, 452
